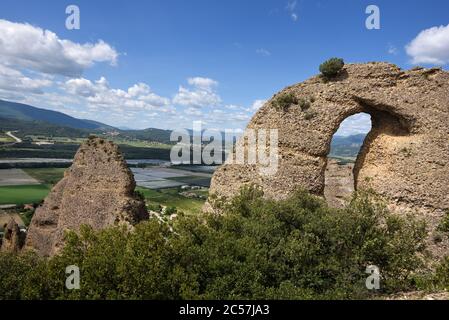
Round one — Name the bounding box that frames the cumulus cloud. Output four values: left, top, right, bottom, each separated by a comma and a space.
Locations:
0, 19, 118, 77
185, 107, 203, 116
335, 113, 372, 136
187, 77, 218, 91
406, 24, 449, 65
0, 63, 52, 94
63, 77, 171, 112
173, 77, 221, 108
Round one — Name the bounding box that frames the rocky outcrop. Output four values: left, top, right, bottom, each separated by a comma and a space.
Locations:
209, 63, 449, 215
25, 137, 148, 256
1, 218, 24, 253
324, 160, 354, 208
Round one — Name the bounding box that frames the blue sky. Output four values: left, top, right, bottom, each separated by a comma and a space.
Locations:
0, 0, 448, 134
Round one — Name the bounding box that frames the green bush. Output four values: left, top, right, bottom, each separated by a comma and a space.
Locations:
0, 187, 428, 300
437, 210, 449, 234
164, 206, 177, 215
434, 257, 449, 289
147, 203, 162, 213
304, 110, 316, 120
319, 58, 345, 78
299, 98, 311, 111
272, 93, 298, 112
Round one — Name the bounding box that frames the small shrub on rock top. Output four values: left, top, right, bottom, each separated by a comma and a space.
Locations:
272, 93, 298, 112
437, 210, 449, 234
299, 98, 312, 111
319, 58, 345, 78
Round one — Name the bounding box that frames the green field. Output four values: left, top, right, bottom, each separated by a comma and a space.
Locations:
137, 187, 205, 215
0, 132, 13, 143
0, 137, 13, 143
23, 168, 66, 184
0, 184, 51, 205
0, 184, 204, 213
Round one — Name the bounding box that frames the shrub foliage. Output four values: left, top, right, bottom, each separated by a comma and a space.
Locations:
272, 93, 298, 112
319, 58, 345, 78
0, 187, 429, 300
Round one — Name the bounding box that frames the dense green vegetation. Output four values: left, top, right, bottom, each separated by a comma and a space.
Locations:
319, 58, 345, 78
0, 187, 434, 300
0, 117, 92, 139
0, 185, 50, 205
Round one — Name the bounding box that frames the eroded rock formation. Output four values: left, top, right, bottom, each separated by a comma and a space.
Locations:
25, 137, 148, 256
1, 218, 24, 253
210, 63, 449, 215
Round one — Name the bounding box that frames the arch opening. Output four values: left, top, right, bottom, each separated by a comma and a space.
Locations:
324, 107, 410, 208
324, 113, 372, 208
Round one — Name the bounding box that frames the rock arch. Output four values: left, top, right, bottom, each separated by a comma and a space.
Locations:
209, 63, 449, 213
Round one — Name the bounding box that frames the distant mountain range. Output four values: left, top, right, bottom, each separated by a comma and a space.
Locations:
0, 100, 114, 130
329, 133, 366, 159
0, 99, 173, 144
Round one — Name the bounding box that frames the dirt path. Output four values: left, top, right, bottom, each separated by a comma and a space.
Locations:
0, 169, 40, 186
5, 131, 22, 143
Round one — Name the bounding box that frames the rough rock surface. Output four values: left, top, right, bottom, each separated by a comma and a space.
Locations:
25, 137, 148, 256
324, 160, 354, 208
210, 63, 449, 215
1, 218, 23, 253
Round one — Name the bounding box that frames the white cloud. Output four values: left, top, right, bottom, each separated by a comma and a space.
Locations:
406, 24, 449, 65
286, 1, 299, 22
224, 104, 241, 110
187, 77, 218, 91
388, 44, 398, 55
185, 107, 203, 116
0, 19, 118, 77
65, 77, 104, 97
128, 83, 151, 97
173, 77, 221, 108
63, 77, 171, 112
335, 113, 372, 136
250, 99, 266, 111
256, 48, 271, 57
0, 63, 52, 94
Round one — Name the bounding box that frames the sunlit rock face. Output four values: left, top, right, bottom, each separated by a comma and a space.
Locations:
25, 137, 148, 257
209, 63, 449, 214
1, 218, 24, 253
